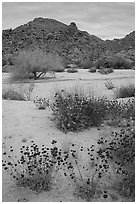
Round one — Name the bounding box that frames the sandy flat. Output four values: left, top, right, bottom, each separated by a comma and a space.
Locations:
2, 69, 135, 202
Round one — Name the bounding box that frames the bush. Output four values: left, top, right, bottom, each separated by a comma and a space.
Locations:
2, 83, 34, 101
49, 87, 135, 131
88, 67, 97, 73
8, 56, 15, 66
112, 57, 132, 69
79, 60, 94, 69
67, 68, 78, 73
2, 90, 26, 101
50, 88, 109, 132
114, 84, 135, 99
2, 140, 61, 193
34, 96, 50, 109
98, 67, 114, 74
104, 80, 115, 90
106, 98, 135, 126
97, 123, 135, 200
2, 56, 7, 66
95, 57, 133, 70
61, 143, 107, 201
2, 65, 11, 73
54, 67, 64, 72
12, 49, 64, 80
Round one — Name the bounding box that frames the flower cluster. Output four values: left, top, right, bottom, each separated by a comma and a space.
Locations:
50, 89, 109, 132
33, 96, 50, 110
106, 98, 135, 126
2, 129, 135, 201
2, 140, 62, 193
97, 122, 135, 200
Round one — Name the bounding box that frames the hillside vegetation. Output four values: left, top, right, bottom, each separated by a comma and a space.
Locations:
2, 17, 135, 66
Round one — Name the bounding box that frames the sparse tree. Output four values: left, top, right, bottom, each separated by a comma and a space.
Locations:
12, 49, 64, 80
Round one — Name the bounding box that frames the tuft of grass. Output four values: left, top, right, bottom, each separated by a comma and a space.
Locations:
2, 83, 34, 101
104, 80, 115, 90
61, 143, 104, 201
74, 180, 101, 201
2, 89, 26, 101
114, 84, 135, 99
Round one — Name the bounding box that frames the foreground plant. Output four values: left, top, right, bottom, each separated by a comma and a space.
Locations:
2, 89, 26, 101
60, 143, 110, 201
2, 83, 34, 101
114, 83, 135, 99
104, 80, 115, 90
34, 96, 50, 109
97, 122, 135, 201
50, 88, 109, 132
48, 87, 135, 132
106, 98, 135, 126
2, 140, 62, 193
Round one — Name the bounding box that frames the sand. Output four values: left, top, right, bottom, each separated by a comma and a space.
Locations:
2, 69, 135, 202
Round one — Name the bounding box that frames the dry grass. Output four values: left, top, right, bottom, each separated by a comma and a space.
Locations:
2, 83, 34, 101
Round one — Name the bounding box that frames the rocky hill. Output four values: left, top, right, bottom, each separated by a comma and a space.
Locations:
2, 17, 135, 63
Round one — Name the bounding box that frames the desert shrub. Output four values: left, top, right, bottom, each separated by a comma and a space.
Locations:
95, 57, 132, 70
94, 58, 114, 69
2, 56, 7, 66
104, 80, 115, 90
114, 84, 135, 99
12, 49, 64, 80
34, 96, 50, 109
8, 56, 15, 66
88, 67, 97, 73
98, 67, 114, 74
49, 86, 135, 131
2, 140, 61, 193
2, 65, 11, 73
50, 88, 109, 132
112, 57, 132, 69
94, 59, 105, 69
2, 90, 26, 101
54, 67, 64, 72
61, 143, 107, 201
97, 123, 135, 200
67, 68, 78, 73
2, 83, 34, 101
106, 98, 135, 126
79, 60, 94, 69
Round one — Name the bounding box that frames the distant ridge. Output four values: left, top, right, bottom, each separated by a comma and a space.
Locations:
2, 17, 135, 63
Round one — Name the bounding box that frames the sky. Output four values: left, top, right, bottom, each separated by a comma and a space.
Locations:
2, 2, 135, 40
